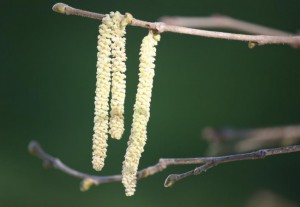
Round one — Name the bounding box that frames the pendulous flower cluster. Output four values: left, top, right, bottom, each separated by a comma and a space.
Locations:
92, 11, 160, 196
109, 12, 128, 140
122, 31, 161, 196
92, 14, 113, 171
92, 12, 132, 171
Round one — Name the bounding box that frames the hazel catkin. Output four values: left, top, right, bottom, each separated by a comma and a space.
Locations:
92, 14, 113, 171
122, 31, 160, 196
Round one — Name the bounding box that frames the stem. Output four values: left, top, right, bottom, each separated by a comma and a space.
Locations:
203, 125, 300, 154
28, 140, 300, 189
52, 3, 300, 47
158, 15, 293, 36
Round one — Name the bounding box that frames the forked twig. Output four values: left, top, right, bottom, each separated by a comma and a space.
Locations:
52, 3, 300, 47
28, 141, 300, 190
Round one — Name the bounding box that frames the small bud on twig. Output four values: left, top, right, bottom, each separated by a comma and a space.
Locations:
52, 3, 68, 14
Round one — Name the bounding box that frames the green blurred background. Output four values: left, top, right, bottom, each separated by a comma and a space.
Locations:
1, 0, 300, 206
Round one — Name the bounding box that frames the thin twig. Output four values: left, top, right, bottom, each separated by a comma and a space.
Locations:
158, 15, 293, 36
203, 125, 300, 154
52, 3, 300, 47
164, 145, 300, 186
28, 140, 300, 190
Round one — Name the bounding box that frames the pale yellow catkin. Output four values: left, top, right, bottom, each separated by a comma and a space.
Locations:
92, 14, 113, 171
109, 12, 129, 140
122, 31, 160, 196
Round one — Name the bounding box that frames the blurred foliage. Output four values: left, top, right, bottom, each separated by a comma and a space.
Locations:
1, 0, 300, 206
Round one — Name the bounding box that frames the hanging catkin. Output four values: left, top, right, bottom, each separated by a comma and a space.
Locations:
92, 12, 132, 171
92, 14, 113, 171
109, 12, 131, 140
122, 31, 160, 196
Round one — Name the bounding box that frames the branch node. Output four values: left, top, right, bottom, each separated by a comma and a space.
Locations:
121, 13, 133, 27
248, 41, 258, 49
257, 150, 267, 158
149, 30, 162, 41
194, 165, 205, 175
80, 178, 96, 192
52, 3, 68, 14
154, 22, 166, 33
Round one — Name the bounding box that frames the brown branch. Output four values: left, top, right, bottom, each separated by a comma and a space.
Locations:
52, 3, 300, 47
158, 15, 293, 36
28, 140, 300, 190
203, 125, 300, 154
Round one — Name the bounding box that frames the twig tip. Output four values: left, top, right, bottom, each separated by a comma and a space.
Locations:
52, 3, 68, 14
164, 174, 179, 187
28, 140, 41, 155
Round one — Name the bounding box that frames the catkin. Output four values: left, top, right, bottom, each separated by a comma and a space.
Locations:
122, 31, 160, 196
109, 12, 128, 140
92, 14, 113, 171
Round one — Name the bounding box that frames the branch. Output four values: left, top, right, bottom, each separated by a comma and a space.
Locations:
158, 15, 293, 36
203, 125, 300, 155
52, 3, 300, 47
28, 140, 300, 190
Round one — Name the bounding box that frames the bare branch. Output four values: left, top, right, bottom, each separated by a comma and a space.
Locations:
52, 3, 300, 47
164, 145, 300, 186
28, 141, 122, 187
28, 140, 300, 190
203, 125, 300, 155
158, 15, 293, 36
